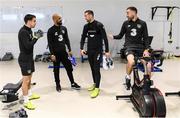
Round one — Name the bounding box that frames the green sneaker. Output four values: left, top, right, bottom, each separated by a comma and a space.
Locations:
90, 88, 100, 98
88, 84, 96, 91
29, 93, 40, 100
24, 101, 36, 110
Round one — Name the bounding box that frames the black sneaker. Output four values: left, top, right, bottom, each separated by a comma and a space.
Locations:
56, 84, 61, 92
71, 82, 81, 90
125, 76, 131, 90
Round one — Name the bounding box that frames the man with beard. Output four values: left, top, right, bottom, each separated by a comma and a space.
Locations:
80, 10, 110, 98
109, 7, 151, 90
47, 14, 81, 92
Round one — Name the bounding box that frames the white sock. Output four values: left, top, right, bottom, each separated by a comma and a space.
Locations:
23, 95, 29, 103
28, 89, 32, 97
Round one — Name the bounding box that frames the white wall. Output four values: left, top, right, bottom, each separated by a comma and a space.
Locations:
0, 0, 180, 58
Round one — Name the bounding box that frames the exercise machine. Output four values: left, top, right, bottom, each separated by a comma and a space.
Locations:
34, 54, 42, 62
41, 52, 51, 62
0, 80, 35, 117
0, 80, 36, 103
0, 80, 22, 103
116, 50, 166, 117
9, 108, 28, 118
165, 91, 180, 97
2, 52, 14, 61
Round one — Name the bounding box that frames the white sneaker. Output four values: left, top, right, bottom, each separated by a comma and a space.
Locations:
109, 57, 114, 70
102, 55, 109, 70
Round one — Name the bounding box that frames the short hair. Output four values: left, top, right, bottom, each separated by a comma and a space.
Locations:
24, 14, 36, 24
127, 6, 138, 13
84, 10, 94, 16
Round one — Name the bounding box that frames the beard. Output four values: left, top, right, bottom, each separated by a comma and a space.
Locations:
127, 16, 134, 21
57, 21, 62, 25
86, 19, 90, 23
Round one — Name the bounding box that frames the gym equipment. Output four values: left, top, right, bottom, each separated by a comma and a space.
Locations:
0, 80, 22, 103
81, 55, 88, 63
119, 48, 126, 59
34, 54, 42, 62
137, 50, 164, 72
117, 48, 127, 63
0, 80, 36, 103
165, 91, 180, 97
174, 46, 180, 57
168, 22, 173, 44
81, 51, 88, 63
48, 65, 64, 69
41, 52, 51, 62
116, 50, 166, 117
151, 6, 180, 20
2, 52, 14, 61
9, 108, 28, 118
151, 6, 180, 57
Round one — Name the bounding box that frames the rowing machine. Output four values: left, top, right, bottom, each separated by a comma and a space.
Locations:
165, 91, 180, 97
116, 50, 166, 117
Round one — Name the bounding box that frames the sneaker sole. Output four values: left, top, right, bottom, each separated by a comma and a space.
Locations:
29, 97, 40, 100
90, 90, 100, 98
88, 88, 95, 91
71, 87, 81, 90
91, 93, 99, 98
56, 90, 61, 93
24, 106, 35, 110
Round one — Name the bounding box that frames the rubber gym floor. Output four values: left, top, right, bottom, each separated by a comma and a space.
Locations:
0, 59, 180, 118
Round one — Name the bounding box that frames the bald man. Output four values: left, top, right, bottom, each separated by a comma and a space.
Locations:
47, 14, 80, 92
